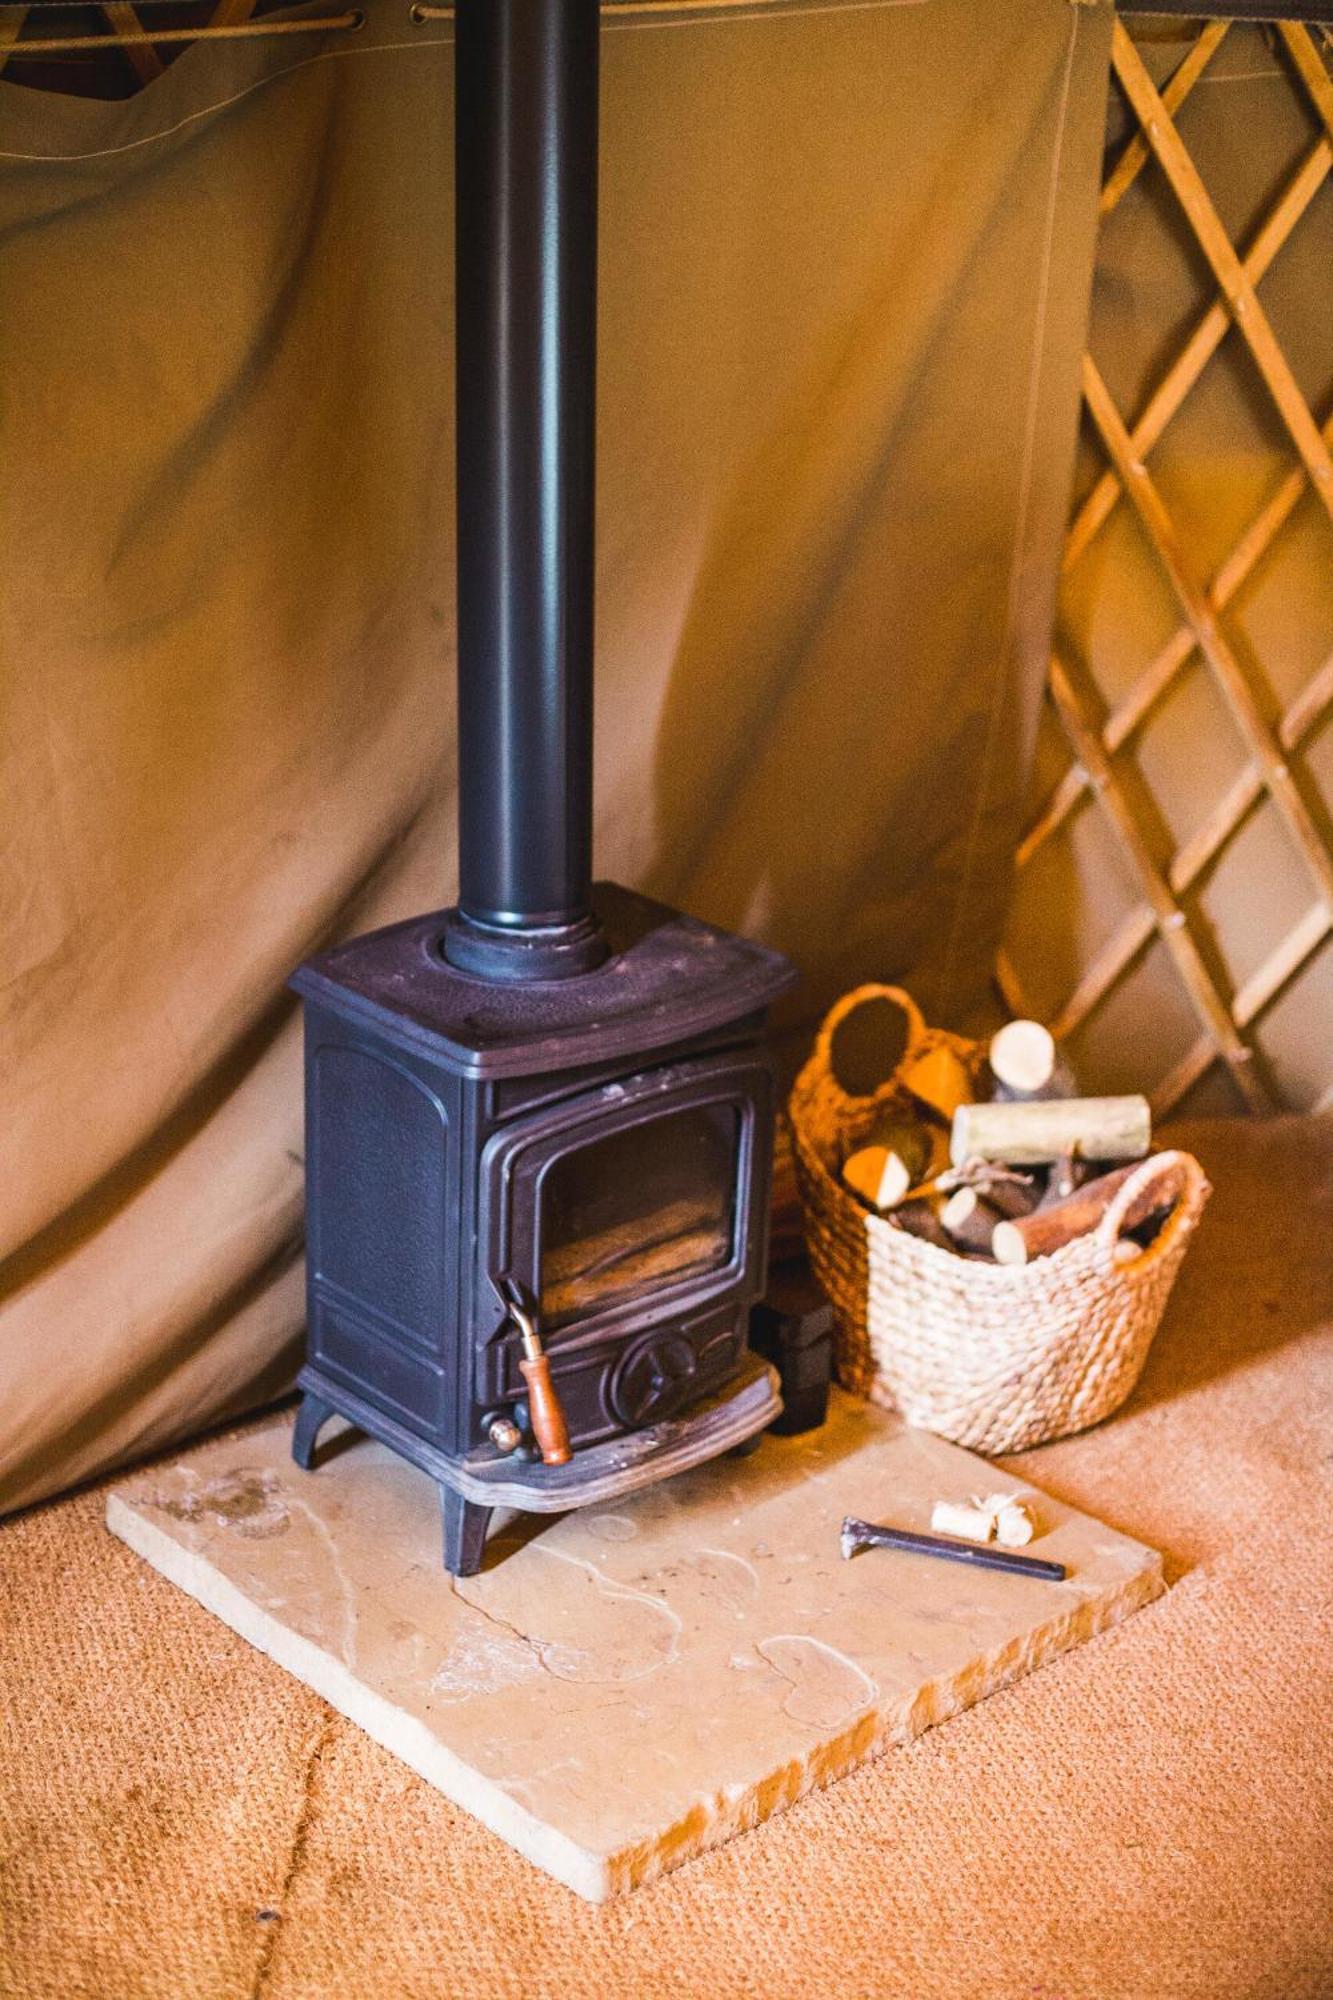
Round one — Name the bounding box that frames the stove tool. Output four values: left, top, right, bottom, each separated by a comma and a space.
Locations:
840, 1516, 1067, 1582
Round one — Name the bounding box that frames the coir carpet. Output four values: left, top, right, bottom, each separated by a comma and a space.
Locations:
2, 1113, 1330, 1998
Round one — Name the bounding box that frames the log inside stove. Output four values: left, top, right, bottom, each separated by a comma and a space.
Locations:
536, 1107, 739, 1327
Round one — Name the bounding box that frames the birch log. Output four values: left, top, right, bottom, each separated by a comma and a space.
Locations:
950, 1095, 1151, 1168
988, 1020, 1055, 1096
988, 1019, 1077, 1102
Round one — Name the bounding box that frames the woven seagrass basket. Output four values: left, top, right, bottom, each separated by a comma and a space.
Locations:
789, 985, 1211, 1454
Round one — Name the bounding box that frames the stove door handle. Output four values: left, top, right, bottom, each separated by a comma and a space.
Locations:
517, 1347, 572, 1468
493, 1276, 573, 1467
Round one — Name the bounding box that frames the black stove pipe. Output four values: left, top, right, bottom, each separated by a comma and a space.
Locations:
444, 0, 609, 982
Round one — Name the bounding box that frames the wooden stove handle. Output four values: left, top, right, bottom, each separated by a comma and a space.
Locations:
518, 1350, 572, 1466
495, 1276, 573, 1468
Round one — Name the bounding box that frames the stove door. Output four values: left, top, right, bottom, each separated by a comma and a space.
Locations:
535, 1094, 740, 1330
475, 1051, 773, 1420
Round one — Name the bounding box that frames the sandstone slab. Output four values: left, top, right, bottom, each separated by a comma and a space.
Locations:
107, 1392, 1162, 1900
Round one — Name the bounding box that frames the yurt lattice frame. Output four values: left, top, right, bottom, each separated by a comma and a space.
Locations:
1001, 15, 1333, 1118
0, 0, 358, 93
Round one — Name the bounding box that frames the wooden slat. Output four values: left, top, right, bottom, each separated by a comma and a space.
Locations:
1278, 22, 1333, 148
1168, 654, 1333, 899
1111, 21, 1333, 524
1233, 903, 1332, 1029
1081, 354, 1333, 912
7, 11, 358, 55
0, 5, 27, 74
1280, 651, 1333, 748
1016, 17, 1333, 1114
1046, 638, 1333, 1047
1047, 650, 1270, 1110
1035, 400, 1333, 867
1100, 20, 1229, 219
1151, 1037, 1220, 1122
993, 949, 1029, 1022
1168, 768, 1264, 897
1018, 628, 1195, 866
1049, 907, 1155, 1043
102, 1, 163, 81
1066, 134, 1332, 576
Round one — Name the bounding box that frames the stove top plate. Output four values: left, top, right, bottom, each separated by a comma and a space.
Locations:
292, 882, 797, 1077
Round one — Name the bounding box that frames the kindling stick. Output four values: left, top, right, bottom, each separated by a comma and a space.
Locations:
840, 1516, 1067, 1583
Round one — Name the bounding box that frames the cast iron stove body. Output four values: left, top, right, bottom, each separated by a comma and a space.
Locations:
292, 886, 791, 1573
289, 0, 795, 1573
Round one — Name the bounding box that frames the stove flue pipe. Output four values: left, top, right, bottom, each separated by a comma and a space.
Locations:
444, 0, 609, 982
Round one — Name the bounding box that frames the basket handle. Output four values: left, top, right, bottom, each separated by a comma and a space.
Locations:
1094, 1149, 1211, 1275
809, 984, 929, 1109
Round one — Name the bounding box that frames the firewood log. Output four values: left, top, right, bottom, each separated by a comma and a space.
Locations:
1039, 1151, 1092, 1205
939, 1188, 1002, 1255
991, 1162, 1168, 1266
889, 1198, 952, 1250
950, 1095, 1150, 1169
941, 1179, 1037, 1253
987, 1020, 1076, 1102
841, 1123, 931, 1212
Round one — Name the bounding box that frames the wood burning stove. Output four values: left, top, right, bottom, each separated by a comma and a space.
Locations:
289, 0, 795, 1574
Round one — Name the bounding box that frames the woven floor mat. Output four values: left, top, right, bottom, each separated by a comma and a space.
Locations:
3, 1113, 1331, 2000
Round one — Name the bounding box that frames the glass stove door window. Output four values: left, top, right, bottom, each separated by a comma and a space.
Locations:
537, 1102, 741, 1329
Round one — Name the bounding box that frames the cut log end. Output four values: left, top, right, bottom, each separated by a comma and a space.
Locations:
842, 1145, 915, 1212
992, 1219, 1033, 1267
988, 1019, 1056, 1097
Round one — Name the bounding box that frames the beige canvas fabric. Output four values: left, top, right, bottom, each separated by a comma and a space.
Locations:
2, 1110, 1331, 1997
0, 0, 1112, 1512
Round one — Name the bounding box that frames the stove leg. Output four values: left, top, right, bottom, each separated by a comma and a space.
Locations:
440, 1487, 492, 1577
292, 1390, 336, 1470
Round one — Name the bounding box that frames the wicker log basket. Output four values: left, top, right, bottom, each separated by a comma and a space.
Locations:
789, 985, 1211, 1455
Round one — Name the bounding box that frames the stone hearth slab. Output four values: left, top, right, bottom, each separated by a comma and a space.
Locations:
106, 1393, 1162, 1901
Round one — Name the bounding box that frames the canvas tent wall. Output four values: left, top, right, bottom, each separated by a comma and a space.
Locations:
1, 1, 1329, 1517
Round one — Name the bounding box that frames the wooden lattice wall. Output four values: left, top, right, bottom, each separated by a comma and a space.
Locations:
1001, 15, 1333, 1120
0, 0, 325, 98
